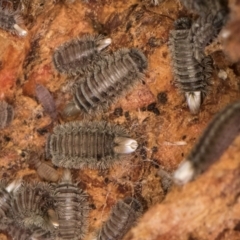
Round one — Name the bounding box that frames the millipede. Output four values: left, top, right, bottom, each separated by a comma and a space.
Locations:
54, 169, 89, 240
95, 197, 143, 240
0, 5, 27, 36
63, 48, 148, 117
174, 101, 240, 185
45, 121, 138, 169
35, 83, 57, 121
29, 155, 59, 182
168, 17, 213, 114
53, 34, 112, 75
0, 180, 21, 222
0, 100, 14, 129
11, 182, 55, 231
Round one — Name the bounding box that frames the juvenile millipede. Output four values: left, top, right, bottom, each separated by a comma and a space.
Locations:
53, 34, 112, 74
54, 169, 89, 240
35, 83, 57, 121
0, 5, 27, 36
0, 100, 14, 129
45, 121, 138, 169
63, 48, 148, 117
29, 155, 59, 182
95, 197, 143, 240
174, 101, 240, 185
168, 17, 213, 114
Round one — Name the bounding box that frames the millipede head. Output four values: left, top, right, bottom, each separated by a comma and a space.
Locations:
129, 48, 148, 72
174, 17, 192, 30
123, 197, 143, 213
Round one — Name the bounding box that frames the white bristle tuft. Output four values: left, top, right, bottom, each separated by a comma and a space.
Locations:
97, 38, 112, 51
13, 24, 27, 37
114, 137, 138, 154
173, 160, 195, 185
185, 91, 201, 114
6, 179, 22, 193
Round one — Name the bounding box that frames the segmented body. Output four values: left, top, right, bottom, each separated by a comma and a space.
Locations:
179, 0, 228, 16
174, 101, 240, 184
0, 181, 12, 218
29, 156, 59, 182
96, 197, 143, 240
11, 182, 55, 231
35, 83, 57, 120
0, 100, 14, 129
46, 121, 134, 169
53, 34, 111, 74
168, 17, 213, 113
54, 170, 89, 240
64, 48, 147, 116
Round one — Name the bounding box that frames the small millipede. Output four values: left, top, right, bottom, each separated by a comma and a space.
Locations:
29, 155, 59, 182
95, 197, 143, 240
63, 48, 148, 117
54, 169, 89, 240
168, 17, 213, 114
53, 34, 112, 75
0, 5, 27, 36
0, 100, 14, 129
11, 181, 55, 231
35, 83, 57, 121
45, 121, 138, 169
174, 101, 240, 185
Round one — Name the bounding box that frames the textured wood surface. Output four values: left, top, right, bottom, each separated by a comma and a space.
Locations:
0, 0, 240, 239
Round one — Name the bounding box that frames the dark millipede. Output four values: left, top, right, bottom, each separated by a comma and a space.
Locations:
54, 169, 89, 240
174, 101, 240, 185
0, 5, 27, 36
168, 17, 213, 114
0, 100, 14, 129
45, 121, 138, 169
53, 34, 112, 74
63, 48, 148, 117
95, 197, 143, 240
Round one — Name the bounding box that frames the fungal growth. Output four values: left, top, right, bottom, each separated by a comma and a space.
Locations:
95, 197, 143, 240
35, 83, 57, 120
0, 100, 14, 129
169, 17, 213, 114
11, 182, 55, 232
54, 169, 89, 240
63, 48, 148, 117
46, 121, 138, 169
28, 155, 59, 182
53, 34, 112, 74
174, 101, 240, 185
0, 6, 27, 36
